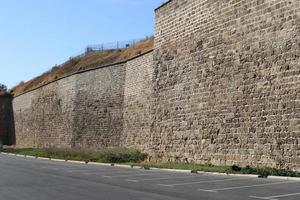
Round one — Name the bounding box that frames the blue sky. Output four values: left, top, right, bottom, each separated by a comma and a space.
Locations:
0, 0, 164, 88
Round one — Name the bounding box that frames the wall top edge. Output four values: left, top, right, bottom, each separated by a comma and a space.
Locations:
13, 49, 154, 98
155, 0, 173, 11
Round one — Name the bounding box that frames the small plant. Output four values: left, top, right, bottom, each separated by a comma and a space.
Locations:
258, 170, 270, 178
231, 165, 242, 172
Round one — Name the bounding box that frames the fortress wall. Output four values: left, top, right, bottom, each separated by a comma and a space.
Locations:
12, 52, 154, 150
9, 0, 300, 170
122, 51, 154, 152
0, 93, 14, 145
73, 63, 126, 148
154, 0, 300, 169
13, 75, 77, 148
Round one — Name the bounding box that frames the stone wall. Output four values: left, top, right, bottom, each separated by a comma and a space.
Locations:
73, 63, 126, 148
153, 0, 300, 170
12, 52, 154, 149
122, 52, 154, 152
13, 75, 77, 148
0, 93, 14, 145
7, 0, 300, 170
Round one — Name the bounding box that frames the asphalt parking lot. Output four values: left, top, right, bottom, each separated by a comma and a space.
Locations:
0, 154, 299, 200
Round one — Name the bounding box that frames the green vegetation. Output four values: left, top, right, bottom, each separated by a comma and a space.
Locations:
2, 148, 300, 178
127, 163, 300, 178
2, 148, 147, 163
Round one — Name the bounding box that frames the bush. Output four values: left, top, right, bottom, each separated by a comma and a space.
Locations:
97, 148, 147, 163
231, 165, 242, 172
2, 148, 147, 163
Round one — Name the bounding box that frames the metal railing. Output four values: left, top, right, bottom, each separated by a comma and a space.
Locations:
56, 37, 153, 68
85, 39, 139, 54
61, 36, 153, 63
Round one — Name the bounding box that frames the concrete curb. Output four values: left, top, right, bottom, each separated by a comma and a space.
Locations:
37, 157, 50, 160
150, 168, 192, 173
1, 152, 300, 181
50, 158, 66, 162
67, 160, 87, 164
88, 162, 113, 166
114, 164, 134, 168
268, 176, 300, 181
24, 155, 36, 159
196, 171, 259, 178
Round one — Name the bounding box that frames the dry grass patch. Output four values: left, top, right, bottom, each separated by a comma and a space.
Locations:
11, 37, 154, 96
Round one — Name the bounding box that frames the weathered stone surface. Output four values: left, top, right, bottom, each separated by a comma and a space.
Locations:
12, 52, 154, 150
13, 75, 77, 148
73, 63, 126, 148
122, 52, 154, 152
153, 0, 300, 170
3, 0, 300, 170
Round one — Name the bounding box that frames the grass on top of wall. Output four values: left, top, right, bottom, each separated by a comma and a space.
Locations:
11, 37, 154, 96
2, 148, 147, 164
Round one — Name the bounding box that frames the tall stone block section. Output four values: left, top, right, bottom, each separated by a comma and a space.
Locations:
73, 63, 126, 148
13, 76, 77, 148
153, 0, 300, 169
0, 93, 14, 145
122, 52, 154, 152
12, 56, 154, 150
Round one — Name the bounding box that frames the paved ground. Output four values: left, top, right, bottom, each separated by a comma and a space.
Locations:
0, 154, 300, 200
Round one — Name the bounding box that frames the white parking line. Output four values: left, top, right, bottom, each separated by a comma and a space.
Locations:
81, 171, 127, 175
68, 170, 131, 174
249, 192, 300, 200
102, 173, 158, 178
158, 177, 245, 187
198, 181, 296, 193
126, 179, 139, 182
125, 175, 200, 182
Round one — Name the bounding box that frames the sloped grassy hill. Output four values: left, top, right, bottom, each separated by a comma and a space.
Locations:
11, 38, 154, 96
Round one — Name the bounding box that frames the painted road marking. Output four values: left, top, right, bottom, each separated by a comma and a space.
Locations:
102, 173, 158, 178
70, 170, 132, 174
249, 192, 300, 200
64, 167, 133, 171
81, 171, 131, 175
125, 175, 200, 182
126, 179, 139, 182
79, 169, 146, 175
102, 176, 113, 178
198, 181, 296, 193
158, 177, 245, 187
